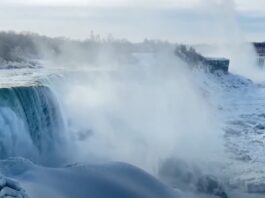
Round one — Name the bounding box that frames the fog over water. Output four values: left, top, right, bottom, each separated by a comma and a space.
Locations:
0, 0, 264, 197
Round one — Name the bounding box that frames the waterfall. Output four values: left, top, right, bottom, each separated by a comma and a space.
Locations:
0, 85, 69, 166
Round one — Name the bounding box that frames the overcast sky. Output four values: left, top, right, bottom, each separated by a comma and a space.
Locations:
0, 0, 264, 43
2, 0, 264, 10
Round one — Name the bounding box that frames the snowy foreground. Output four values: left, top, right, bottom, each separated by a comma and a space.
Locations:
0, 158, 180, 198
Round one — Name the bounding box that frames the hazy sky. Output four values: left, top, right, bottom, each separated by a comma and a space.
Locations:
2, 0, 264, 10
0, 0, 264, 43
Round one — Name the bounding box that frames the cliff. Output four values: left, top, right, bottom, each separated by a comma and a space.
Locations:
174, 45, 229, 73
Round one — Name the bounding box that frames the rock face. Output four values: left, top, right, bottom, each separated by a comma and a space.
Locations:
174, 45, 229, 73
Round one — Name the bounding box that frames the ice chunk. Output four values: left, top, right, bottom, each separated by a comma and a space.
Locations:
0, 177, 29, 198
